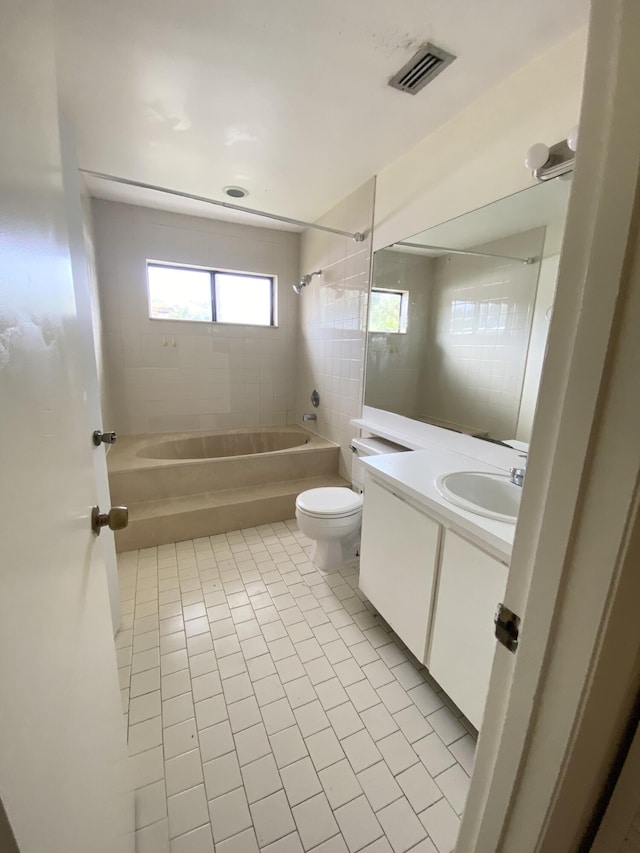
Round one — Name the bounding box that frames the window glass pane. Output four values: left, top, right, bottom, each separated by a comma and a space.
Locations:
148, 265, 212, 321
215, 274, 272, 326
369, 289, 407, 333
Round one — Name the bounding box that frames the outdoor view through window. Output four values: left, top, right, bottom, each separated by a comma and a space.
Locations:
369, 288, 408, 334
147, 263, 274, 326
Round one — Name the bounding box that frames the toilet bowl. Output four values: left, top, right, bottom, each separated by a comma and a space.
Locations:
295, 487, 363, 573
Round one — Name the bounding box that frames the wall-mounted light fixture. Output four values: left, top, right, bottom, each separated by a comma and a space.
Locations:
525, 125, 578, 181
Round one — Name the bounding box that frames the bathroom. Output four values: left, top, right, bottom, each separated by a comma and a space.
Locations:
88, 35, 576, 850
7, 2, 640, 853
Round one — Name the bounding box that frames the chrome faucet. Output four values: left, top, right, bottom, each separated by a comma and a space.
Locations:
302, 413, 317, 422
509, 453, 528, 487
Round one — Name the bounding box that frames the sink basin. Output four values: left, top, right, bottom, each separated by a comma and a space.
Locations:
435, 471, 521, 523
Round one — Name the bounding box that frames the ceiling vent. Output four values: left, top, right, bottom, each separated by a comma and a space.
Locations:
388, 42, 456, 95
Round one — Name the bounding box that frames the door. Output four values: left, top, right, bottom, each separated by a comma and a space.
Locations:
359, 475, 441, 660
0, 4, 133, 852
457, 1, 640, 850
59, 115, 122, 635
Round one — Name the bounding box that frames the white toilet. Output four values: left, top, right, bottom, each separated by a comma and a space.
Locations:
295, 487, 363, 573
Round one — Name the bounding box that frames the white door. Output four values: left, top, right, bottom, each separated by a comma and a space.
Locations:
59, 115, 122, 635
457, 1, 640, 850
0, 4, 133, 852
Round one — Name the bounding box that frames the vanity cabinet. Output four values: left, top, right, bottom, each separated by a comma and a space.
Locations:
359, 476, 441, 661
427, 531, 508, 729
359, 471, 509, 730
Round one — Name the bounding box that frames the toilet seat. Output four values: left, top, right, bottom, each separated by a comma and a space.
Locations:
296, 487, 363, 519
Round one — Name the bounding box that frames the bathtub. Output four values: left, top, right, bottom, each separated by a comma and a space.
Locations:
107, 425, 346, 551
137, 429, 311, 461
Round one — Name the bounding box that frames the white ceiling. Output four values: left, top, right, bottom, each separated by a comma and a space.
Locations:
55, 0, 588, 228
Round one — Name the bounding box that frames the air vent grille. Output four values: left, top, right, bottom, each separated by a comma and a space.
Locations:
388, 42, 456, 95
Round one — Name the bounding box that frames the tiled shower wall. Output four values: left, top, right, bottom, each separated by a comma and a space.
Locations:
365, 250, 434, 421
93, 201, 300, 435
296, 180, 376, 480
423, 228, 546, 439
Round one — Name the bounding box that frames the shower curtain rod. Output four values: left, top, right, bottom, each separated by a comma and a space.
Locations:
395, 241, 535, 265
79, 170, 366, 242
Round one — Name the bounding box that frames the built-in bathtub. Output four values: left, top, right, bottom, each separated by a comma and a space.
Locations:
137, 428, 311, 461
108, 425, 347, 551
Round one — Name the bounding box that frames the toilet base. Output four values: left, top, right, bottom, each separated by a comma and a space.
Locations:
309, 529, 360, 574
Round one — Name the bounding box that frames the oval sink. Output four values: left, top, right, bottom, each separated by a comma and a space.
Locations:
435, 471, 521, 523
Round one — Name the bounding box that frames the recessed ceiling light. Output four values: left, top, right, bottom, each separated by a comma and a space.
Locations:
224, 186, 249, 199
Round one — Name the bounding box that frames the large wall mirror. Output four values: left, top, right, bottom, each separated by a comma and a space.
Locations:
365, 178, 572, 444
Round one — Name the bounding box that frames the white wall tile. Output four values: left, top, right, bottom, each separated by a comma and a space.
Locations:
93, 200, 300, 434
297, 180, 376, 480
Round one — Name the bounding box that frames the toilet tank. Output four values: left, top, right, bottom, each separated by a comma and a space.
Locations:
350, 436, 409, 493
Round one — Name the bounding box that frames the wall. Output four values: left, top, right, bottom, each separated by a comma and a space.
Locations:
373, 27, 587, 251
93, 200, 300, 434
365, 249, 434, 419
297, 179, 376, 480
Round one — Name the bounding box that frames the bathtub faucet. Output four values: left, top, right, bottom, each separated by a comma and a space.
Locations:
302, 413, 317, 422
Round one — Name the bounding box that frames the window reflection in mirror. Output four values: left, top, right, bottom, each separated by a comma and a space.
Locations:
364, 178, 572, 444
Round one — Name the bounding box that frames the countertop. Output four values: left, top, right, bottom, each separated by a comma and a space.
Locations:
362, 447, 517, 563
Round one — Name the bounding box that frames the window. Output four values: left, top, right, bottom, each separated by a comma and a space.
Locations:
369, 288, 409, 333
449, 298, 510, 335
147, 262, 275, 326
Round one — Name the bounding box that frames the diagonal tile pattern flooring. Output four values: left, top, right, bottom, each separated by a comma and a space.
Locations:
115, 519, 476, 853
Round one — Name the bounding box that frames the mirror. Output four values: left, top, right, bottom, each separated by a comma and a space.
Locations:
365, 178, 572, 444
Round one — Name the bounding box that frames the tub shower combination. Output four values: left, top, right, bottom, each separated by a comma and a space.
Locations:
107, 425, 346, 551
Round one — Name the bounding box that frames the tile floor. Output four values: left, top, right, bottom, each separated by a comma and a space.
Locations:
116, 519, 476, 853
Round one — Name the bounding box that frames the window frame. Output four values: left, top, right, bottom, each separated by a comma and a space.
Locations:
146, 260, 277, 327
368, 287, 410, 334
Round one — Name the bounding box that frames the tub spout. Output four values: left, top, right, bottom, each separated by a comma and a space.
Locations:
302, 413, 317, 422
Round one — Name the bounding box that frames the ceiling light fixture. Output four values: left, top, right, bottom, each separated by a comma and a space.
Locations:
224, 185, 249, 199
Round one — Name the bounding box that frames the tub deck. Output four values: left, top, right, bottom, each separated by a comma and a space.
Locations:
107, 426, 348, 550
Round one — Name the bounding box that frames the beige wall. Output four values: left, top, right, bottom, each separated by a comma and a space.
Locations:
297, 179, 376, 479
93, 200, 300, 435
373, 27, 587, 252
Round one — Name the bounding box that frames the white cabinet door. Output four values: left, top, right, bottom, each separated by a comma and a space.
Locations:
359, 476, 441, 661
427, 530, 508, 730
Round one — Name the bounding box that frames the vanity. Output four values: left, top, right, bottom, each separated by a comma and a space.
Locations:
354, 176, 572, 730
356, 429, 518, 730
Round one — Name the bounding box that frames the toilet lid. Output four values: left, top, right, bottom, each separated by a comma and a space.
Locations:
296, 487, 363, 518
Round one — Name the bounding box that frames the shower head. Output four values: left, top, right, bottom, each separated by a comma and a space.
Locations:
293, 270, 322, 295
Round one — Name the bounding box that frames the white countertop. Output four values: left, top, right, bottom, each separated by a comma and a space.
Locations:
362, 447, 517, 563
352, 415, 525, 471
